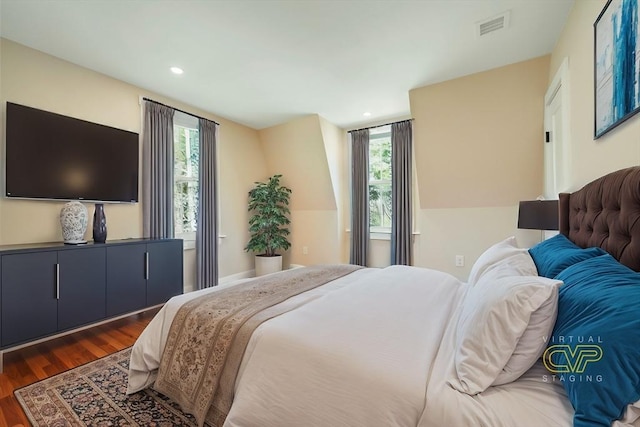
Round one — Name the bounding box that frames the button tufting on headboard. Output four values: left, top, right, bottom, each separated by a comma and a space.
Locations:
559, 166, 640, 272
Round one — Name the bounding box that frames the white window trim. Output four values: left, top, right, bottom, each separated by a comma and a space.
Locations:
174, 113, 200, 239
370, 229, 391, 240
174, 110, 198, 128
369, 178, 391, 186
177, 232, 196, 249
368, 129, 392, 232
369, 128, 391, 139
175, 175, 198, 185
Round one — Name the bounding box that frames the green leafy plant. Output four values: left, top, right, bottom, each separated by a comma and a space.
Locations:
245, 174, 292, 257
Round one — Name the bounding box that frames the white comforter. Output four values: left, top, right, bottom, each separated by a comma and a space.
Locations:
129, 265, 617, 426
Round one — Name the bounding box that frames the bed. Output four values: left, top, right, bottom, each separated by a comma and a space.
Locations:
127, 166, 640, 427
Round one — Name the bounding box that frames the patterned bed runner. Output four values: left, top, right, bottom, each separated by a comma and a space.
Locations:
153, 264, 362, 427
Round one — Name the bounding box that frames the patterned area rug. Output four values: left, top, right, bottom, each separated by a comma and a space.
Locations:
14, 347, 201, 426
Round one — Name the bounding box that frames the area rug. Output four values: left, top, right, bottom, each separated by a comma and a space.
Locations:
14, 347, 201, 426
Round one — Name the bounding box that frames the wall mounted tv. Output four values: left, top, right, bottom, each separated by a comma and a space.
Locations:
5, 102, 139, 203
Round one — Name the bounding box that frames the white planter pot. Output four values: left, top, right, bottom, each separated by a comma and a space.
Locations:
255, 255, 283, 277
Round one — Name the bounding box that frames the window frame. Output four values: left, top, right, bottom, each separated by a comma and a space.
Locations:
368, 126, 392, 234
173, 111, 199, 244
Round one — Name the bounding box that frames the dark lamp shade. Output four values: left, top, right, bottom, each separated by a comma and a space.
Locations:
517, 200, 559, 230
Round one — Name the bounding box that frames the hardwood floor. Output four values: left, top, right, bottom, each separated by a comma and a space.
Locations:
0, 309, 159, 427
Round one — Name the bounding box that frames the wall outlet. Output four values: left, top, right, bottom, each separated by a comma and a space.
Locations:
455, 255, 465, 267
302, 246, 308, 255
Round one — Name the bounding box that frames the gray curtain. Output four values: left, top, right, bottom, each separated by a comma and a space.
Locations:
196, 118, 218, 289
142, 101, 175, 239
350, 129, 370, 266
391, 120, 413, 265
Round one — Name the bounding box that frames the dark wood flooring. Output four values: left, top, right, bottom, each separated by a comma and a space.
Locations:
0, 309, 158, 427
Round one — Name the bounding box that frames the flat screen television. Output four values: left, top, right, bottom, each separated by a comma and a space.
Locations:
5, 102, 139, 203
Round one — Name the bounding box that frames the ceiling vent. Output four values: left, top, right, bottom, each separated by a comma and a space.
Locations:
477, 11, 510, 37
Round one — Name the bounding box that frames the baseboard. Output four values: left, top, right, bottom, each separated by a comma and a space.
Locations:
218, 264, 305, 285
219, 269, 255, 284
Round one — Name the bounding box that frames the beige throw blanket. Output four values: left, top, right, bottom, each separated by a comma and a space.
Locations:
153, 264, 363, 427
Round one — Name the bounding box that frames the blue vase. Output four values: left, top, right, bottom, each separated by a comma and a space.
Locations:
93, 203, 107, 243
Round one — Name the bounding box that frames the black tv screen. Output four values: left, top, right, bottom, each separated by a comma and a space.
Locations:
5, 102, 139, 203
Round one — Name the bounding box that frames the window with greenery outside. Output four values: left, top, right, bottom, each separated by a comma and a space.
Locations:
174, 124, 199, 236
369, 126, 392, 231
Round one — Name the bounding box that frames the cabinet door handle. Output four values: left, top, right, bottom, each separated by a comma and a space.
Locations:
55, 263, 60, 300
145, 252, 149, 280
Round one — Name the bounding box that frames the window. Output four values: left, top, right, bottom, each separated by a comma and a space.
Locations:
368, 125, 392, 232
174, 112, 199, 239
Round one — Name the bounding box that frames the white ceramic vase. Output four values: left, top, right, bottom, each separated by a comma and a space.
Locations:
60, 201, 88, 244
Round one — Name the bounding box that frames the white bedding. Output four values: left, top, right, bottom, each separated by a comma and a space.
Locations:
127, 265, 639, 427
224, 265, 465, 427
127, 267, 379, 393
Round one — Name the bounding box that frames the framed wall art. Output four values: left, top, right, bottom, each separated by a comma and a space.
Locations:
594, 0, 640, 139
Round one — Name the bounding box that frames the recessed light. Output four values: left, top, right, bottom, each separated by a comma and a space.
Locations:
363, 112, 371, 117
170, 67, 184, 75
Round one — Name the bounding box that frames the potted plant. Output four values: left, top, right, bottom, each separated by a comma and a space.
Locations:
245, 174, 292, 276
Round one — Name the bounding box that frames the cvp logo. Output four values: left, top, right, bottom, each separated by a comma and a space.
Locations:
543, 345, 603, 373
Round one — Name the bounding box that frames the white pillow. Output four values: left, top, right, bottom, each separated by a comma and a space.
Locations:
450, 269, 562, 395
467, 236, 538, 286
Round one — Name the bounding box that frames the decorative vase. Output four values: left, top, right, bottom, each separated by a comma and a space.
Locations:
60, 201, 88, 244
93, 203, 107, 243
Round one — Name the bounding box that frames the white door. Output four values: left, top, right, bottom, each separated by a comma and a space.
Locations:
544, 59, 570, 200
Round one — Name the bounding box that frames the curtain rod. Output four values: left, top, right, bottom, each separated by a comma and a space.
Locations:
142, 97, 220, 126
347, 118, 414, 133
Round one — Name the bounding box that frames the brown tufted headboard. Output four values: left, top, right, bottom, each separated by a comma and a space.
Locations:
559, 166, 640, 272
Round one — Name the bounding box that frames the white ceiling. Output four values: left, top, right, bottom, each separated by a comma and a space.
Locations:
0, 0, 574, 130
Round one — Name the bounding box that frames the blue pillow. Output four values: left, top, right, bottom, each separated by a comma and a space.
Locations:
528, 234, 606, 278
548, 254, 640, 427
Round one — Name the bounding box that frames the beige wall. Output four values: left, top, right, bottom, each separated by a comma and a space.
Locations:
1, 39, 143, 244
0, 39, 267, 288
549, 0, 640, 189
6, 2, 623, 287
258, 115, 336, 211
415, 207, 543, 280
318, 116, 350, 263
258, 115, 343, 267
411, 56, 550, 209
408, 56, 550, 279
